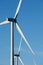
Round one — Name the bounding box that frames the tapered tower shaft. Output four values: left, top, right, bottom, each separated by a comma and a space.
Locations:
16, 57, 18, 65
10, 22, 14, 65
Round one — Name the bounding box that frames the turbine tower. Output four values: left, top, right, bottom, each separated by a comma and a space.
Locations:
0, 0, 35, 65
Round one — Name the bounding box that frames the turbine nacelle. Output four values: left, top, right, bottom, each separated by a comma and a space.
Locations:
14, 54, 20, 57
7, 18, 16, 23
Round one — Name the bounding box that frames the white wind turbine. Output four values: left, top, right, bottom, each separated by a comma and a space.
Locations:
14, 37, 24, 65
0, 0, 35, 65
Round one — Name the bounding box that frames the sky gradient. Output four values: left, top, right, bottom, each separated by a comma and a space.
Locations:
0, 0, 43, 65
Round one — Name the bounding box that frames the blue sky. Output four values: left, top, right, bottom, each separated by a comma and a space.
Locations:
0, 0, 43, 65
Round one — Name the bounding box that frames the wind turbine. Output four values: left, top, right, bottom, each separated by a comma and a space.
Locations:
0, 0, 35, 65
14, 37, 24, 65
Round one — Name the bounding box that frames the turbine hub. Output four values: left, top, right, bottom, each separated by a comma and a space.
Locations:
14, 54, 19, 57
8, 18, 16, 23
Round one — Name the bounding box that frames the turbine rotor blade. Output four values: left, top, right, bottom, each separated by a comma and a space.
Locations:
19, 57, 24, 65
18, 37, 22, 53
14, 0, 22, 19
16, 23, 35, 55
0, 20, 10, 25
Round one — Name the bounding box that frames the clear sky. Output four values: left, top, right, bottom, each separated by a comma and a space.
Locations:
0, 0, 43, 65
